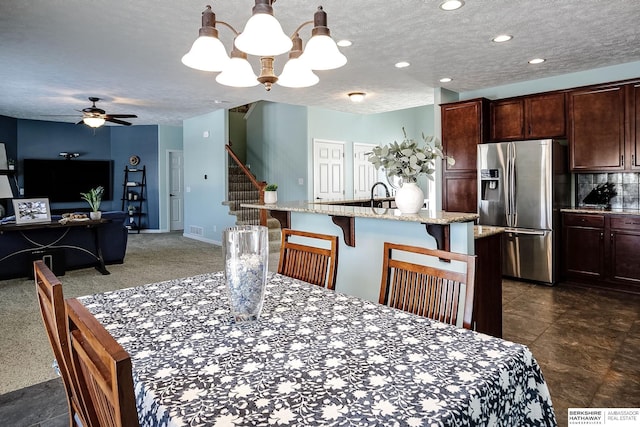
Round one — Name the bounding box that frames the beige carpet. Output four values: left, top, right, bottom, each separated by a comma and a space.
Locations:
0, 232, 281, 395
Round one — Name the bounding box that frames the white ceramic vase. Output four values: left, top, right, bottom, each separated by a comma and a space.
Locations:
395, 182, 424, 214
90, 211, 102, 220
264, 191, 277, 204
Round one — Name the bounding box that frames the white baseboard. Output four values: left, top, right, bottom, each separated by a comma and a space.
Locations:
182, 233, 221, 246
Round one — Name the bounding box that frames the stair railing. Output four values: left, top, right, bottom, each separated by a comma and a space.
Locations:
225, 144, 267, 226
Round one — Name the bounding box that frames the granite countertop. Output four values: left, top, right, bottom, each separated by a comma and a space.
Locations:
561, 207, 640, 216
474, 225, 505, 239
242, 200, 478, 225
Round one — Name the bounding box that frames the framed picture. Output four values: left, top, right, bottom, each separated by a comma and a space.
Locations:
12, 198, 52, 224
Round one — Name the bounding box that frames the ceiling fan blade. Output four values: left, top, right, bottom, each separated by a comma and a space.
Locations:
106, 114, 137, 119
105, 117, 132, 126
40, 114, 80, 117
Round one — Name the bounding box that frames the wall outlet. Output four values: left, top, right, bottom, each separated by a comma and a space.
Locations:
213, 225, 217, 232
19, 187, 24, 196
186, 186, 191, 193
298, 178, 304, 185
203, 131, 209, 138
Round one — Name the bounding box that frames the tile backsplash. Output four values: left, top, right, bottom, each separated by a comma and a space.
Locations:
577, 173, 640, 209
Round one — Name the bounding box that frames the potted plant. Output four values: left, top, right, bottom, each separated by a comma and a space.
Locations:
80, 186, 104, 220
7, 159, 15, 171
264, 183, 278, 204
368, 128, 455, 214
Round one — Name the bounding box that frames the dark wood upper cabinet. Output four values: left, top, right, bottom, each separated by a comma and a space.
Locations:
441, 98, 489, 172
630, 82, 640, 170
569, 84, 626, 171
525, 93, 566, 139
440, 98, 488, 213
490, 99, 524, 141
490, 92, 566, 141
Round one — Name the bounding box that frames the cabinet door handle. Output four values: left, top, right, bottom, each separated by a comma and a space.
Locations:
633, 154, 636, 166
621, 155, 624, 166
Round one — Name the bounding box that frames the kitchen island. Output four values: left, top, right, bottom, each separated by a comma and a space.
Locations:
244, 200, 503, 336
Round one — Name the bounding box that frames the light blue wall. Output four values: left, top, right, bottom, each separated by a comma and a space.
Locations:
460, 60, 640, 100
307, 105, 435, 198
183, 109, 236, 244
158, 125, 183, 231
244, 103, 435, 202
229, 111, 247, 163
246, 102, 308, 202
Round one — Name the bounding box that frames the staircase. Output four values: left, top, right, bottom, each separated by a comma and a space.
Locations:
224, 164, 281, 253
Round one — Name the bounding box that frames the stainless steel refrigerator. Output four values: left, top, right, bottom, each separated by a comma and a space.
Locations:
478, 140, 570, 284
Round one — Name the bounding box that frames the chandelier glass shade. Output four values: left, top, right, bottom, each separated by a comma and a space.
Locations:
300, 34, 347, 70
182, 1, 347, 90
182, 35, 230, 72
235, 13, 292, 57
216, 46, 260, 87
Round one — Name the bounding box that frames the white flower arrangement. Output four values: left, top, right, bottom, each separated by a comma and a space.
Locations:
368, 128, 455, 183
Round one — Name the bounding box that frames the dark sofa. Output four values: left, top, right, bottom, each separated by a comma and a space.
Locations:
0, 211, 128, 280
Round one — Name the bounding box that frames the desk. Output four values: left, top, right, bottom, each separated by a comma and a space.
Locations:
79, 273, 556, 426
0, 219, 110, 276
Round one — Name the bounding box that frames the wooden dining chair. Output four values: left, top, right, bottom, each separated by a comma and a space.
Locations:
66, 297, 139, 427
34, 260, 97, 427
278, 228, 339, 290
378, 242, 477, 329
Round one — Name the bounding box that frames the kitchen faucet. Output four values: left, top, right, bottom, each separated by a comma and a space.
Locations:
370, 182, 390, 207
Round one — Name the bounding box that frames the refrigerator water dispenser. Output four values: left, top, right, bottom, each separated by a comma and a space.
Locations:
480, 169, 500, 200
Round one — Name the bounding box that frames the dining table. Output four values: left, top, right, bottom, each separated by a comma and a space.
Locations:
78, 271, 557, 426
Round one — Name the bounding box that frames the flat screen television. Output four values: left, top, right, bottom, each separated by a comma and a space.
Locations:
23, 159, 113, 203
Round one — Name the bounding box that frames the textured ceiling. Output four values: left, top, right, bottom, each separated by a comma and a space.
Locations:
1, 0, 639, 126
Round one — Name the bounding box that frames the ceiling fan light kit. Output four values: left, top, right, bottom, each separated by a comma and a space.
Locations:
182, 1, 347, 90
83, 116, 106, 128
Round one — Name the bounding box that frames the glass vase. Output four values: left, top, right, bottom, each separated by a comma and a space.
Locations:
223, 225, 269, 321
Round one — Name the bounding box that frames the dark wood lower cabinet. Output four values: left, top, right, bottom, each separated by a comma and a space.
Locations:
563, 215, 605, 280
562, 212, 640, 294
609, 217, 640, 287
474, 232, 502, 338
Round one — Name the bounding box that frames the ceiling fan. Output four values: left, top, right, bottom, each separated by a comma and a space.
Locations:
79, 97, 137, 128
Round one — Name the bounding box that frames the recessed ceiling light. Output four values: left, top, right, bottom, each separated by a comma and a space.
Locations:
529, 58, 546, 64
439, 77, 453, 83
439, 0, 465, 11
348, 92, 366, 103
492, 34, 513, 43
337, 39, 352, 47
395, 61, 411, 68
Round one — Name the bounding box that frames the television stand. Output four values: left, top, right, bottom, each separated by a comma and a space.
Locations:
0, 219, 111, 276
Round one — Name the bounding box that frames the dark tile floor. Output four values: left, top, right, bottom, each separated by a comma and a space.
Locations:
1, 279, 639, 427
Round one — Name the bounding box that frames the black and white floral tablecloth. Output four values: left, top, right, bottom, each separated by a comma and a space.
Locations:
79, 272, 557, 427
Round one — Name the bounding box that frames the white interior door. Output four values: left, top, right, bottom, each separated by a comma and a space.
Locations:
353, 143, 379, 198
169, 151, 184, 231
313, 139, 344, 200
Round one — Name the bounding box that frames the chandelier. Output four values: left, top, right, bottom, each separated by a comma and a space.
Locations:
182, 1, 347, 90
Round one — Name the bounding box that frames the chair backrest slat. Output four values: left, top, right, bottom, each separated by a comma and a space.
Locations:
66, 297, 139, 427
379, 242, 477, 329
34, 260, 97, 427
278, 229, 339, 290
